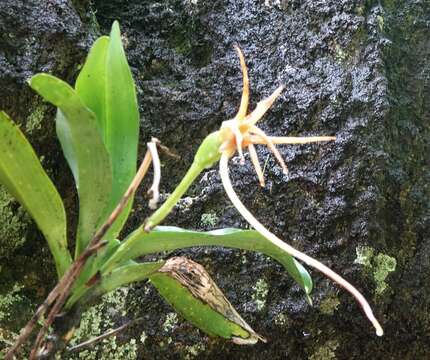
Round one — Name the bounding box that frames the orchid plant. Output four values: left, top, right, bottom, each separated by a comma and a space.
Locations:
3, 21, 382, 359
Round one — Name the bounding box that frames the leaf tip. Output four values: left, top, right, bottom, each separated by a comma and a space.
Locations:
231, 333, 266, 345
306, 294, 313, 306
111, 20, 121, 36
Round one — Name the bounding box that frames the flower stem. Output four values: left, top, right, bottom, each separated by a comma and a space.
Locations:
97, 132, 223, 278
144, 131, 222, 231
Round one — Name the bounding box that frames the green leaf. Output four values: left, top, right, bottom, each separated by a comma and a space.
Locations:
0, 111, 72, 277
67, 260, 164, 308
76, 22, 140, 241
67, 239, 142, 307
150, 257, 264, 343
92, 239, 122, 273
98, 260, 164, 295
30, 74, 112, 257
80, 257, 264, 343
70, 238, 122, 303
103, 21, 140, 239
105, 21, 139, 200
75, 36, 109, 139
103, 226, 313, 295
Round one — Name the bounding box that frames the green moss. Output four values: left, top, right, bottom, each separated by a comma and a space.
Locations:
334, 43, 347, 62
67, 288, 138, 359
0, 284, 24, 322
376, 15, 385, 32
87, 4, 101, 35
309, 340, 339, 360
200, 212, 218, 227
0, 327, 18, 359
252, 278, 269, 311
158, 336, 173, 348
330, 20, 368, 62
356, 5, 365, 16
139, 331, 147, 344
354, 246, 375, 267
166, 15, 213, 68
319, 294, 341, 315
25, 103, 48, 134
71, 0, 100, 32
274, 312, 289, 327
0, 281, 34, 358
347, 26, 367, 56
354, 246, 396, 295
184, 342, 206, 359
0, 186, 31, 260
146, 58, 171, 79
373, 254, 397, 295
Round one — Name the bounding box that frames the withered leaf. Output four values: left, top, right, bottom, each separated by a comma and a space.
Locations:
150, 256, 265, 344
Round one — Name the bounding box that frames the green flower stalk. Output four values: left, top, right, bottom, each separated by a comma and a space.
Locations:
144, 131, 223, 230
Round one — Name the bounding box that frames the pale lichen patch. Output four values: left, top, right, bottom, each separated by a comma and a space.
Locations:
163, 312, 179, 332
274, 312, 289, 327
354, 246, 374, 267
139, 331, 147, 344
309, 340, 339, 360
252, 278, 269, 311
68, 288, 138, 359
0, 328, 18, 359
0, 283, 24, 322
200, 212, 218, 227
185, 342, 206, 359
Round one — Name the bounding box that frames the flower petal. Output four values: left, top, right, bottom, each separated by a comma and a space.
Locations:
234, 45, 250, 122
243, 85, 284, 126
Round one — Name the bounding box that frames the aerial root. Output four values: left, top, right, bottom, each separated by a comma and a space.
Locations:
147, 138, 161, 209
219, 153, 383, 337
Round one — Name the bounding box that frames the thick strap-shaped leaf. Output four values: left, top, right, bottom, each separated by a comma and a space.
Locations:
105, 21, 139, 204
69, 238, 122, 305
30, 74, 112, 257
74, 239, 161, 306
150, 257, 264, 344
103, 226, 312, 296
67, 260, 164, 308
0, 111, 72, 277
75, 36, 109, 139
75, 22, 139, 241
98, 260, 164, 295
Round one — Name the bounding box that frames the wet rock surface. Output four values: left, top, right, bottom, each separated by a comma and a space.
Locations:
1, 0, 429, 358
